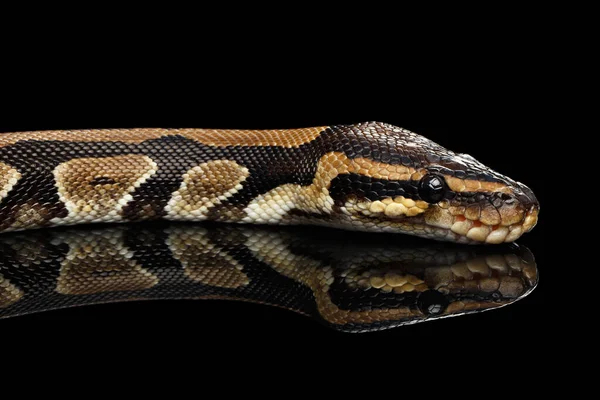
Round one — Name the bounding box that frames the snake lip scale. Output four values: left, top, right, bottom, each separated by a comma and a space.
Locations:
0, 122, 539, 243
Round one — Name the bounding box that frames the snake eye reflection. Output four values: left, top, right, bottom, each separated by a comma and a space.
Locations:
418, 174, 447, 203
417, 290, 449, 316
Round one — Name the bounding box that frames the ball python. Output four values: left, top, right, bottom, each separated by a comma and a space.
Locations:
0, 122, 539, 243
0, 223, 538, 332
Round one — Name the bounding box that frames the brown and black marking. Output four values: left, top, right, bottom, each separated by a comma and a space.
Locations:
166, 226, 250, 288
166, 160, 250, 221
0, 123, 539, 242
55, 228, 159, 295
0, 223, 537, 331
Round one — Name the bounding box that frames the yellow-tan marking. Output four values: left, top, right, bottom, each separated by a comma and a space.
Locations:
52, 155, 157, 225
167, 227, 249, 289
0, 127, 327, 149
243, 152, 427, 223
350, 272, 429, 294
445, 176, 512, 194
55, 229, 159, 295
187, 127, 327, 147
0, 274, 24, 308
166, 160, 249, 220
0, 162, 21, 201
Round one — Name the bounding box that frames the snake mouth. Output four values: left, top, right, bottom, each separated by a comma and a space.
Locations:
432, 205, 540, 244
341, 196, 539, 244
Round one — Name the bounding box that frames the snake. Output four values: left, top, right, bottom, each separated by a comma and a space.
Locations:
0, 122, 539, 243
0, 223, 537, 332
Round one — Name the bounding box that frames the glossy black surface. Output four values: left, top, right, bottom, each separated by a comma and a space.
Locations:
0, 223, 537, 333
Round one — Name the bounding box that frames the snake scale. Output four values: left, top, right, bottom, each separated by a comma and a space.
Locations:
0, 223, 537, 331
0, 122, 539, 243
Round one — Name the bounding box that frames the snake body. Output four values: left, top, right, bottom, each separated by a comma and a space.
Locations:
0, 122, 539, 243
0, 223, 538, 331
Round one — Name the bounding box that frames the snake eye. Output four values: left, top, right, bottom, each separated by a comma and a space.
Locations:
418, 174, 447, 203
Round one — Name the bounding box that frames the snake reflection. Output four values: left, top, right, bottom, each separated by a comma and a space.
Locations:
0, 223, 537, 332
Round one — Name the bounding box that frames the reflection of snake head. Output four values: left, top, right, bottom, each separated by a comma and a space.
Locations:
333, 248, 537, 332
268, 228, 538, 332
0, 224, 537, 332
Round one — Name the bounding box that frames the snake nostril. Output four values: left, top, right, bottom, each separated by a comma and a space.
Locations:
500, 193, 514, 203
494, 193, 515, 207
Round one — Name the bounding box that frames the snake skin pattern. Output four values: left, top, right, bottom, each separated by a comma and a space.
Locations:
0, 122, 539, 243
0, 223, 538, 332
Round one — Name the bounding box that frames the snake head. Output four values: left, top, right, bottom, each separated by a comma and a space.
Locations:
320, 122, 540, 243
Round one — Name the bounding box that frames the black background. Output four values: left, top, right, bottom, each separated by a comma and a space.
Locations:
0, 51, 546, 368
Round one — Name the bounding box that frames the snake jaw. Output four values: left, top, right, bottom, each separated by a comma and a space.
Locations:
429, 202, 539, 244
335, 192, 539, 244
